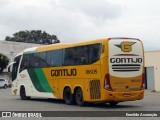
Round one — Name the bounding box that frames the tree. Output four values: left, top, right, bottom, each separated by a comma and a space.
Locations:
5, 30, 60, 44
0, 53, 9, 74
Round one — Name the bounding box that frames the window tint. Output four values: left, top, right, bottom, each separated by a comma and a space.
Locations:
64, 43, 101, 66
20, 52, 47, 71
20, 54, 30, 72
46, 51, 51, 66
51, 49, 63, 66
19, 43, 101, 70
29, 54, 36, 68
77, 46, 88, 64
88, 43, 101, 64
33, 53, 40, 67
64, 48, 76, 65
39, 52, 48, 67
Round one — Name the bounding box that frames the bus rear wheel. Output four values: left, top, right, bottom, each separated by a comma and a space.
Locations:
63, 87, 75, 105
75, 88, 84, 106
109, 101, 118, 106
20, 86, 31, 100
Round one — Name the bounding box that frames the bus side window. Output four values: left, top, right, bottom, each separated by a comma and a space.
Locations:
46, 51, 51, 66
34, 53, 40, 67
51, 49, 63, 66
29, 54, 36, 68
39, 52, 49, 68
78, 46, 88, 64
20, 54, 29, 72
64, 48, 75, 66
88, 44, 101, 64
63, 44, 101, 66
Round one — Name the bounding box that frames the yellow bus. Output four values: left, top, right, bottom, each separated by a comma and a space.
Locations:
11, 37, 145, 106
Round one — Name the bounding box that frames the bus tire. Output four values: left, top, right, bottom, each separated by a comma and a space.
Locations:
20, 86, 31, 100
75, 88, 84, 106
63, 87, 75, 105
109, 101, 118, 106
3, 84, 7, 89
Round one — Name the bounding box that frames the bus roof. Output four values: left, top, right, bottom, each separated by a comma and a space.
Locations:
23, 38, 107, 53
22, 37, 141, 54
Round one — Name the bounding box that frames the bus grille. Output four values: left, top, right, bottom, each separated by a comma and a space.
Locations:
90, 80, 101, 99
112, 64, 141, 72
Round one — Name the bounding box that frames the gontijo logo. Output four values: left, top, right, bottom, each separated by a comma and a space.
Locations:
115, 42, 136, 52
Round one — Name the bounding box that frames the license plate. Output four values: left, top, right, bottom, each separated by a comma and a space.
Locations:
123, 94, 130, 97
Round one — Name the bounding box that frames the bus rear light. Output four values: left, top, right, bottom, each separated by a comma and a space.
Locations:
108, 38, 111, 41
140, 73, 145, 90
104, 74, 113, 91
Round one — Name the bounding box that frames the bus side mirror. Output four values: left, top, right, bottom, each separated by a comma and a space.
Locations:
7, 62, 16, 73
8, 66, 10, 72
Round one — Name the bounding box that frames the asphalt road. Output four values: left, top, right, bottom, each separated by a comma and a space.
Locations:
0, 88, 160, 120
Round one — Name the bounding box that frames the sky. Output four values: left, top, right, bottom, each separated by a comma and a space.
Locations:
0, 0, 160, 51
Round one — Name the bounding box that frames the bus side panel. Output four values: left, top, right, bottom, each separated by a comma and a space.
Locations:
12, 70, 33, 96
83, 41, 109, 102
73, 78, 85, 98
12, 69, 56, 98
43, 65, 102, 100
58, 78, 73, 99
42, 68, 59, 98
93, 41, 109, 102
84, 79, 91, 101
98, 56, 110, 101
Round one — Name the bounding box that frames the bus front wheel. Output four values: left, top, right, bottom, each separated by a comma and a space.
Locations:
75, 88, 84, 106
20, 86, 31, 100
63, 87, 75, 105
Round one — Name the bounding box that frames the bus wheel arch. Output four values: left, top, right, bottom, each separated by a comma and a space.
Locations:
63, 86, 75, 105
20, 85, 31, 100
74, 87, 85, 106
